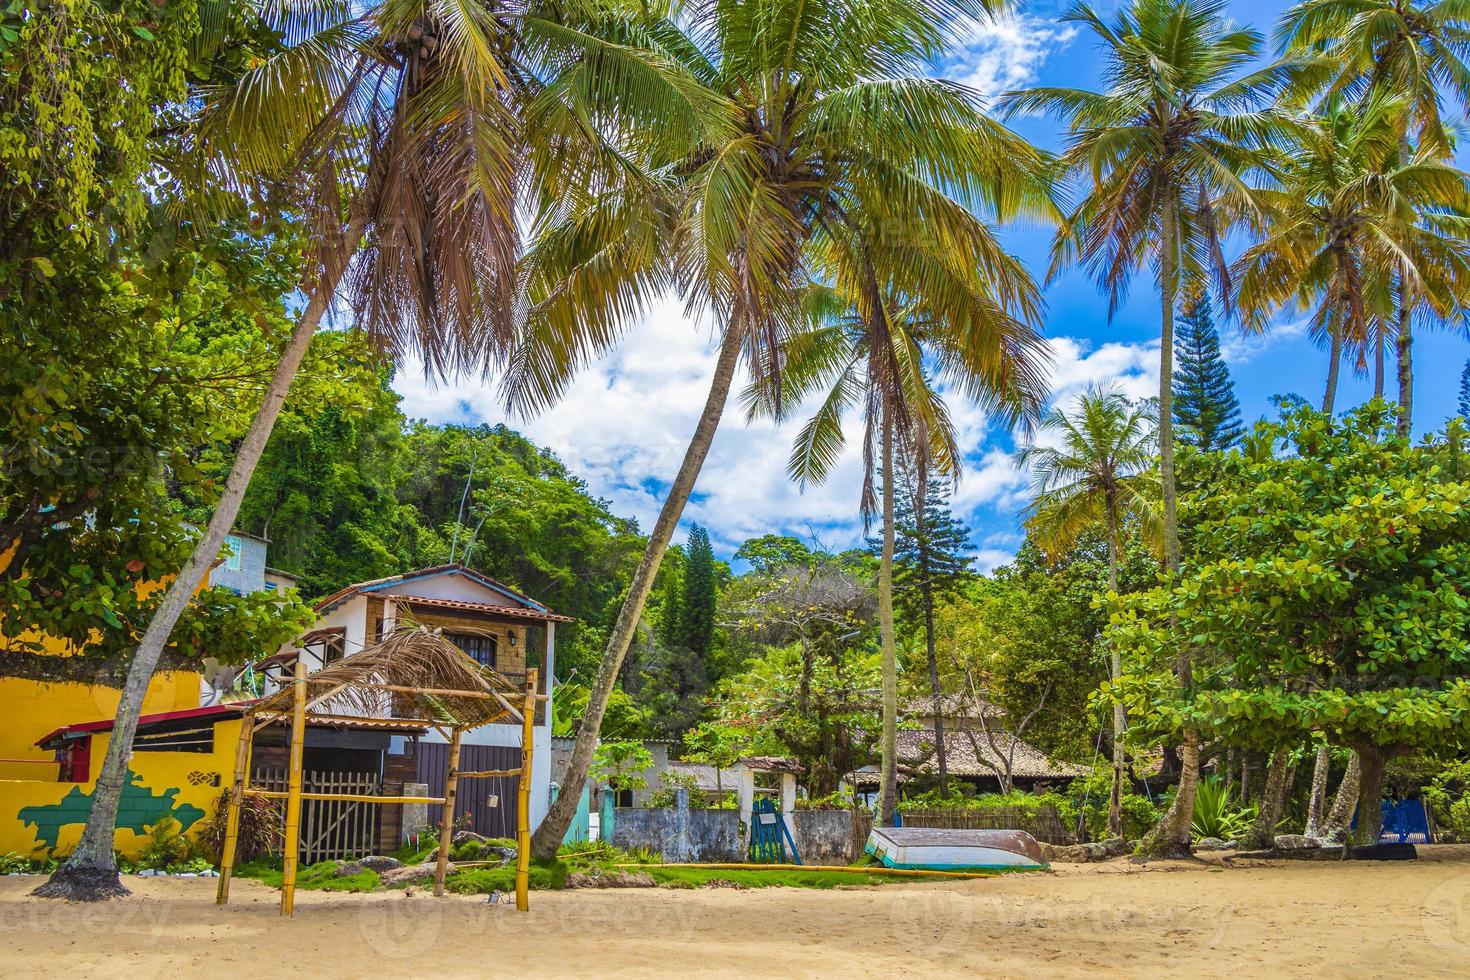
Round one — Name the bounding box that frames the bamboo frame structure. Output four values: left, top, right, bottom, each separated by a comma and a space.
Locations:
213, 627, 538, 918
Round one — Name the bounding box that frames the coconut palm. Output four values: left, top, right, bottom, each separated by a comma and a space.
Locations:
757, 279, 1048, 825
1015, 386, 1158, 838
525, 0, 1058, 854
1278, 0, 1470, 433
37, 0, 640, 900
1002, 0, 1289, 855
1235, 94, 1470, 415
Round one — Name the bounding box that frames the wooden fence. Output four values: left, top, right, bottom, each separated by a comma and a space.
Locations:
254, 768, 382, 864
900, 805, 1074, 844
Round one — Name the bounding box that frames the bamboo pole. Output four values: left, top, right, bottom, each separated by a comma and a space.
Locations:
457, 769, 521, 780
516, 668, 538, 912
215, 711, 255, 905
243, 790, 445, 805
280, 659, 308, 917
433, 727, 464, 898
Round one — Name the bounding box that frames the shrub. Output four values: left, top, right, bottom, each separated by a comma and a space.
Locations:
197, 789, 280, 865
1423, 760, 1470, 840
1190, 776, 1256, 841
138, 818, 194, 871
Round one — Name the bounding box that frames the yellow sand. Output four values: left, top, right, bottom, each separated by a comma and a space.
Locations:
5, 848, 1470, 977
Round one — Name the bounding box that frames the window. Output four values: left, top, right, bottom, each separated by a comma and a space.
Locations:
449, 632, 498, 668
224, 535, 243, 571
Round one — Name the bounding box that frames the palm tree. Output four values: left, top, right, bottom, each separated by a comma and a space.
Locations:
37, 0, 633, 900
1278, 0, 1470, 433
1235, 94, 1470, 415
1003, 0, 1288, 855
1016, 386, 1158, 839
526, 0, 1057, 854
762, 281, 1048, 825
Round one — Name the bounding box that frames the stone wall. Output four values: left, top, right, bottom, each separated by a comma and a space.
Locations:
791, 810, 867, 865
609, 791, 743, 862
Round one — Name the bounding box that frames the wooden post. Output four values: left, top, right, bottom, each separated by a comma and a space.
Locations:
432, 727, 464, 897
280, 659, 308, 917
215, 710, 255, 905
516, 668, 538, 912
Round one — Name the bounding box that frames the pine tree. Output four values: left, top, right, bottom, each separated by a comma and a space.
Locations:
1173, 288, 1245, 451
1459, 359, 1470, 420
892, 464, 974, 795
677, 524, 717, 660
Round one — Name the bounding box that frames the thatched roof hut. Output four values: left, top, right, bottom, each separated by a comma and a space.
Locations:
251, 626, 525, 730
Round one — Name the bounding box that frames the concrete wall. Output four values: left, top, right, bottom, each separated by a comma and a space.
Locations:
791, 810, 864, 865
209, 533, 268, 595
609, 792, 744, 862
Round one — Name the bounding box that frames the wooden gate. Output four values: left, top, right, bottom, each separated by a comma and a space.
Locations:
254, 768, 382, 863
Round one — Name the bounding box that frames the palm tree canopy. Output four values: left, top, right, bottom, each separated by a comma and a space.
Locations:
1003, 0, 1293, 315
1016, 386, 1161, 562
191, 0, 655, 378
1277, 0, 1470, 155
508, 0, 1059, 417
1234, 92, 1470, 357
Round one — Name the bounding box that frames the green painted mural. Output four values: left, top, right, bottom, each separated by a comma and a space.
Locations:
17, 770, 207, 850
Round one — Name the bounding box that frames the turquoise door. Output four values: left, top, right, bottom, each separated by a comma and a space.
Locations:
556, 784, 591, 844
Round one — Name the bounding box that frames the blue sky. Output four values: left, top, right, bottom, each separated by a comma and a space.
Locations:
393, 0, 1470, 571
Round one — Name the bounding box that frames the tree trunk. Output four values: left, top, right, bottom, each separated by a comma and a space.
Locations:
1105, 497, 1124, 839
1373, 326, 1385, 400
1147, 194, 1197, 856
531, 323, 744, 857
1304, 745, 1332, 839
1395, 135, 1413, 437
1322, 325, 1343, 414
876, 418, 899, 827
1352, 746, 1387, 846
1324, 751, 1361, 842
33, 216, 367, 902
1242, 747, 1290, 849
921, 583, 947, 797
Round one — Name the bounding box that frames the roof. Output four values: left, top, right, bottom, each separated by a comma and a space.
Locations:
848, 727, 1086, 785
662, 761, 742, 792
314, 564, 552, 615
35, 702, 430, 748
251, 627, 526, 730
390, 593, 574, 624
905, 693, 1005, 721
740, 756, 805, 774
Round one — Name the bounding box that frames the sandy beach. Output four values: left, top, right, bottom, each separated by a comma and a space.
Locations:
4, 850, 1470, 978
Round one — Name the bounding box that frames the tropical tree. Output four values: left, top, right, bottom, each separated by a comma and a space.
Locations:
39, 0, 627, 899
1234, 94, 1470, 414
893, 465, 975, 795
1461, 359, 1470, 419
762, 282, 1048, 824
1172, 286, 1245, 451
1278, 0, 1470, 433
1005, 0, 1289, 855
1016, 385, 1158, 838
527, 0, 1055, 853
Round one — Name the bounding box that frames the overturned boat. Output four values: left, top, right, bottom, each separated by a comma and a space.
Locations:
865, 827, 1049, 872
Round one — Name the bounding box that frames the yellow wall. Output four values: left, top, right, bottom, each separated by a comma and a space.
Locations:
0, 719, 237, 859
0, 672, 204, 780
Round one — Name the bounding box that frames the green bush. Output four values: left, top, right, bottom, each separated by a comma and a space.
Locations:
237, 859, 381, 892
1190, 776, 1256, 841
445, 858, 568, 893
899, 769, 1163, 841
1423, 760, 1470, 840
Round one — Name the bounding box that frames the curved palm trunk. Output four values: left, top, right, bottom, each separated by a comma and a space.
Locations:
1323, 325, 1343, 414
33, 217, 367, 901
1395, 135, 1413, 436
1373, 327, 1385, 400
876, 420, 899, 827
1104, 501, 1126, 839
1149, 194, 1198, 856
531, 324, 744, 857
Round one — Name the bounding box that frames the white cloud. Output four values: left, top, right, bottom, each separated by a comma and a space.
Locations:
941, 12, 1078, 101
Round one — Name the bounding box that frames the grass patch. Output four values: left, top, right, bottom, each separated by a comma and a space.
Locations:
641, 867, 919, 889
441, 858, 568, 894
235, 859, 380, 893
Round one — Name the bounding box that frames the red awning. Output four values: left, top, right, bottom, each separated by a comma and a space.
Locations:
34, 702, 253, 748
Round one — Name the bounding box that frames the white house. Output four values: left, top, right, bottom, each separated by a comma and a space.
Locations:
259, 564, 570, 834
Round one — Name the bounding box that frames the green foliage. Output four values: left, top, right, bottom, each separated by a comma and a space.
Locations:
641, 867, 917, 888
1460, 360, 1470, 421
590, 741, 654, 793
1189, 777, 1256, 842
237, 859, 380, 893
735, 535, 813, 573
1422, 760, 1470, 840
1173, 288, 1244, 451
892, 469, 974, 618
443, 858, 568, 894
899, 780, 1162, 842
676, 525, 718, 659
645, 768, 701, 809
137, 817, 193, 871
